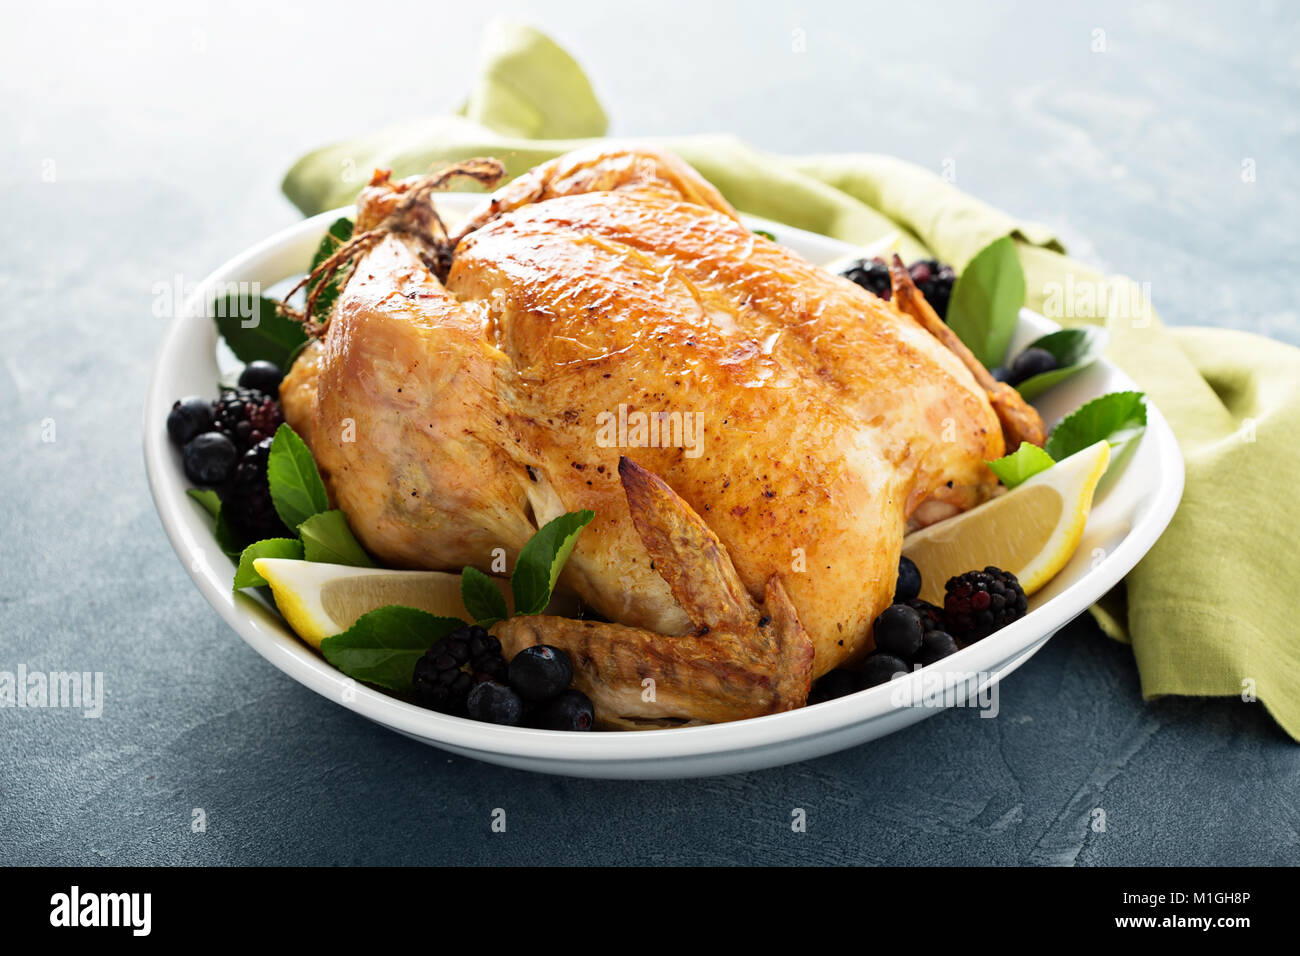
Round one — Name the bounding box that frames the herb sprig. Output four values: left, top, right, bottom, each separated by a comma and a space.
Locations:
320, 510, 594, 694
985, 390, 1148, 488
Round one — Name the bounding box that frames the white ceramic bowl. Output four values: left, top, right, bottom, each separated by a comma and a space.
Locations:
144, 196, 1184, 779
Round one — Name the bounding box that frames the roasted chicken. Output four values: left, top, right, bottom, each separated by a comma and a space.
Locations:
280, 144, 1043, 728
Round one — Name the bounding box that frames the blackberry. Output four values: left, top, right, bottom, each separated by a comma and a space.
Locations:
944, 567, 1027, 643
909, 259, 956, 320
841, 257, 892, 299
906, 598, 946, 634
221, 437, 288, 541
412, 625, 508, 716
466, 628, 508, 683
212, 387, 283, 453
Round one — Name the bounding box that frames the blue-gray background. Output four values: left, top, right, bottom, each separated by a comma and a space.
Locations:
2, 1, 1297, 865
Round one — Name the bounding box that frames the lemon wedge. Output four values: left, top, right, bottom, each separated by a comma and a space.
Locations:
252, 560, 507, 649
902, 440, 1111, 604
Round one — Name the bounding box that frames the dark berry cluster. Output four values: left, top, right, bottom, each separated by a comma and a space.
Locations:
166, 360, 291, 543
222, 438, 285, 541
807, 557, 1026, 706
413, 631, 594, 731
943, 567, 1027, 643
840, 257, 956, 320
907, 259, 956, 320
413, 625, 509, 716
212, 387, 284, 454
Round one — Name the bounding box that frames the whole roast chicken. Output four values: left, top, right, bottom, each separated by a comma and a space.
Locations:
279, 144, 1043, 729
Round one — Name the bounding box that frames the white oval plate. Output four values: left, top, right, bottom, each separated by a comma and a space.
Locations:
144, 195, 1184, 779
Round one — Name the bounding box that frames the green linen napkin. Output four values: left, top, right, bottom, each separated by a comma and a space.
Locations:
282, 20, 1300, 740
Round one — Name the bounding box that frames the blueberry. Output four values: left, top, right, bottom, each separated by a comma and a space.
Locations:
894, 556, 922, 603
532, 689, 594, 731
916, 630, 959, 666
808, 669, 860, 704
861, 654, 910, 688
466, 680, 524, 726
182, 432, 238, 485
167, 396, 213, 446
1009, 347, 1057, 385
873, 603, 924, 659
990, 365, 1014, 384
238, 360, 284, 398
507, 645, 574, 702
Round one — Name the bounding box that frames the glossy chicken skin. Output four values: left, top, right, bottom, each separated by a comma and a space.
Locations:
282, 145, 1013, 725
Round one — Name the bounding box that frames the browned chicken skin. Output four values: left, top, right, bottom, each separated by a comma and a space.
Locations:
280, 144, 1040, 727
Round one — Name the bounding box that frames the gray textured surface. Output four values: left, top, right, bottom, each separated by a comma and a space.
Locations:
2, 1, 1298, 866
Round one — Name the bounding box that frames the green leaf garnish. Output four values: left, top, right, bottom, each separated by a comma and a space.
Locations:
186, 487, 222, 518
299, 509, 374, 567
188, 488, 244, 560
752, 229, 776, 241
945, 236, 1025, 369
1045, 391, 1147, 461
320, 606, 465, 693
213, 512, 244, 561
212, 293, 307, 369
1014, 327, 1109, 400
305, 217, 354, 325
461, 567, 509, 626
511, 510, 595, 615
267, 423, 329, 530
986, 443, 1056, 489
233, 538, 304, 590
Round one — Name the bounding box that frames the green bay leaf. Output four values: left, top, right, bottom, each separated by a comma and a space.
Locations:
212, 293, 307, 369
986, 443, 1055, 489
306, 217, 355, 325
186, 487, 222, 518
233, 538, 304, 590
320, 606, 465, 693
461, 566, 509, 626
299, 509, 374, 567
267, 423, 329, 530
511, 510, 595, 616
1045, 390, 1147, 461
946, 236, 1025, 369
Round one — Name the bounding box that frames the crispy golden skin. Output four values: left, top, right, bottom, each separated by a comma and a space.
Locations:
494, 458, 814, 728
281, 145, 1012, 725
